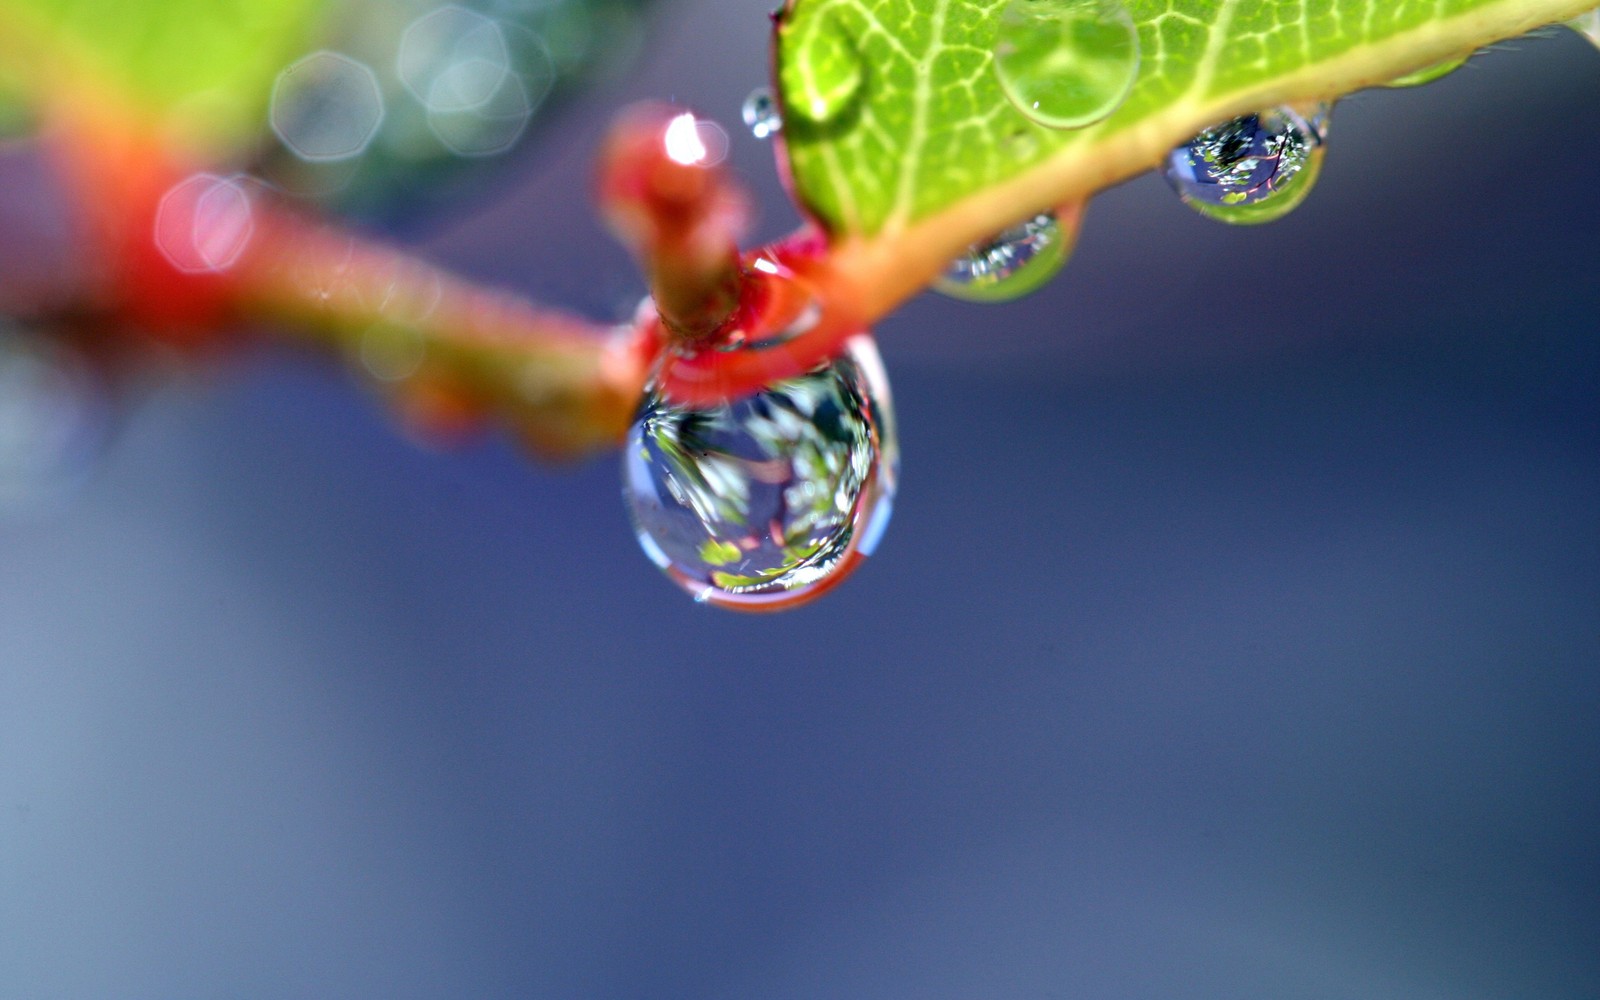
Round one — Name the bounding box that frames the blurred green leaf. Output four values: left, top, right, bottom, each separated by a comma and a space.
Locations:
3, 0, 326, 143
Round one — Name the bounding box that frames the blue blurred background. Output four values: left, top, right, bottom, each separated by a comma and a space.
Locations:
2, 4, 1598, 997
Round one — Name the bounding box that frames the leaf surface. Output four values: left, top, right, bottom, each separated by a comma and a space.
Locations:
775, 0, 1596, 242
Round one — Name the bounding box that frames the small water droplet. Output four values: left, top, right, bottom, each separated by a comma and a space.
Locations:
1162, 105, 1328, 225
993, 0, 1140, 130
1569, 11, 1600, 51
1002, 128, 1040, 161
0, 326, 108, 510
1384, 53, 1468, 88
624, 335, 897, 610
741, 87, 783, 139
935, 209, 1078, 302
778, 11, 863, 124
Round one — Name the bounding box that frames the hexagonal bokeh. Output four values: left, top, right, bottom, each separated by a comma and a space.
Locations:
250, 0, 653, 226
397, 6, 555, 157
152, 173, 255, 274
397, 6, 509, 111
270, 51, 385, 162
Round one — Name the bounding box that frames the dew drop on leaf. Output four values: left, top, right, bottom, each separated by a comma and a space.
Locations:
777, 10, 864, 124
1384, 54, 1469, 88
0, 326, 108, 510
1569, 10, 1600, 51
1162, 105, 1329, 225
741, 87, 783, 139
935, 210, 1078, 302
993, 0, 1140, 130
623, 335, 897, 610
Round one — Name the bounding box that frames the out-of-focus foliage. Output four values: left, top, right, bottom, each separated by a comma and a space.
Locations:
0, 0, 653, 219
0, 0, 327, 145
256, 0, 653, 225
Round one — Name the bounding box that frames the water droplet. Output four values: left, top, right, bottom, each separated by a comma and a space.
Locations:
1162, 105, 1328, 225
624, 335, 897, 610
777, 11, 863, 124
1384, 53, 1468, 88
1569, 11, 1600, 51
993, 0, 1140, 130
0, 326, 107, 510
741, 87, 783, 139
1002, 127, 1040, 161
935, 208, 1078, 302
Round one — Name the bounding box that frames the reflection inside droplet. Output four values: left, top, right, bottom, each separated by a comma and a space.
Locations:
1162, 105, 1328, 225
936, 209, 1078, 302
993, 0, 1140, 130
1384, 53, 1468, 88
777, 9, 863, 124
741, 87, 783, 139
624, 335, 897, 610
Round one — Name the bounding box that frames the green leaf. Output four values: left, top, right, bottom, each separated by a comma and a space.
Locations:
1, 0, 325, 144
775, 0, 1597, 239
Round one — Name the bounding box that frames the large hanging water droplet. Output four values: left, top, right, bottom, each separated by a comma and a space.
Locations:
935, 208, 1078, 302
1384, 53, 1468, 88
623, 335, 897, 610
741, 87, 783, 139
1569, 11, 1600, 51
993, 0, 1140, 130
0, 326, 108, 510
1162, 105, 1328, 225
777, 11, 864, 124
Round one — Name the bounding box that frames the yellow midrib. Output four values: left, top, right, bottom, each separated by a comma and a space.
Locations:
821, 0, 1597, 322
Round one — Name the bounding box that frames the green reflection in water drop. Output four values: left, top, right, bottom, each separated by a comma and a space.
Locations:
1163, 106, 1328, 227
935, 210, 1078, 303
1385, 53, 1469, 88
778, 10, 864, 124
993, 0, 1140, 130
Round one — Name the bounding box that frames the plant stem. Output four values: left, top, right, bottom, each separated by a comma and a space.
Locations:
40, 93, 648, 459
234, 204, 646, 458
